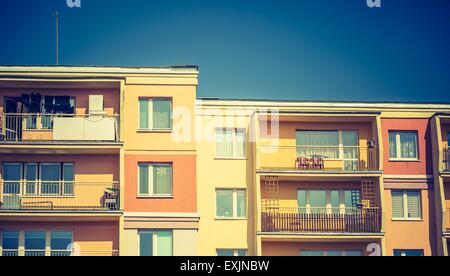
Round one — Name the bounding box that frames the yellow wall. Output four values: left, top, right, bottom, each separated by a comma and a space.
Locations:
196, 107, 256, 256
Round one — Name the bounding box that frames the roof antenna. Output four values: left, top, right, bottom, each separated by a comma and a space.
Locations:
53, 10, 59, 65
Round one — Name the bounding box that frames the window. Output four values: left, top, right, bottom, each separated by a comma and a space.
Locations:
216, 189, 247, 219
25, 231, 46, 256
139, 98, 172, 130
138, 164, 173, 196
2, 163, 74, 197
297, 190, 361, 214
389, 131, 418, 160
300, 250, 362, 257
51, 232, 73, 256
1, 231, 19, 256
216, 128, 246, 158
139, 231, 173, 256
217, 249, 248, 256
394, 250, 424, 257
392, 191, 422, 219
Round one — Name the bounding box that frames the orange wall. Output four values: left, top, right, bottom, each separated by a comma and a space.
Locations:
0, 88, 120, 115
0, 221, 119, 252
262, 241, 376, 256
381, 118, 433, 175
124, 154, 197, 213
384, 189, 437, 256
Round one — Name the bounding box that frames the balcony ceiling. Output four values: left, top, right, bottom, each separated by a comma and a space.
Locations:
0, 80, 121, 90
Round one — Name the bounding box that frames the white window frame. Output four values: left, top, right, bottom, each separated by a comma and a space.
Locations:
138, 98, 173, 131
297, 189, 360, 215
389, 131, 419, 161
392, 190, 422, 220
137, 163, 173, 197
215, 128, 246, 159
216, 249, 248, 256
215, 189, 247, 219
138, 230, 173, 256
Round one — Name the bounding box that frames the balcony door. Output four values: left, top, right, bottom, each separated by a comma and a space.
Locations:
3, 97, 23, 141
1, 163, 22, 209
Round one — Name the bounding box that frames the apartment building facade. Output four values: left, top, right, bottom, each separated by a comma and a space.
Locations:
0, 66, 450, 256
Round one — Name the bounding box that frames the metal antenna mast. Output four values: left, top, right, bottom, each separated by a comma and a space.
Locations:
53, 10, 59, 65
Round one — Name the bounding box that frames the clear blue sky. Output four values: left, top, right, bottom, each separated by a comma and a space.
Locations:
1, 0, 449, 102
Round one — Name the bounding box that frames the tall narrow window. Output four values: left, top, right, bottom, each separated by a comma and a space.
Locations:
216, 129, 246, 158
25, 163, 38, 195
139, 98, 172, 130
41, 163, 61, 195
138, 164, 173, 196
388, 131, 418, 160
63, 164, 74, 195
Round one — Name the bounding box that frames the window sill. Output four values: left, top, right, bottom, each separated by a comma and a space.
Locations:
215, 217, 248, 221
137, 129, 173, 133
214, 157, 247, 161
389, 159, 420, 162
392, 218, 423, 222
137, 195, 174, 199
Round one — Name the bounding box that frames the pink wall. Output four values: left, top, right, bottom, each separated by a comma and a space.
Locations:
381, 118, 433, 175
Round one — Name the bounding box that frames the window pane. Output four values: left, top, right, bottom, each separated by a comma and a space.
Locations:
139, 164, 149, 195
407, 191, 421, 219
216, 129, 233, 157
389, 132, 397, 158
63, 163, 74, 195
25, 163, 37, 195
310, 191, 327, 214
345, 191, 360, 209
139, 99, 149, 129
236, 190, 246, 218
139, 232, 153, 257
327, 251, 343, 256
331, 191, 340, 214
153, 164, 173, 195
157, 231, 173, 256
153, 100, 171, 129
217, 249, 234, 256
346, 251, 363, 256
400, 132, 418, 159
237, 250, 248, 256
25, 231, 46, 256
394, 250, 424, 257
235, 130, 246, 157
2, 163, 21, 194
300, 250, 324, 256
298, 190, 307, 213
392, 191, 405, 219
2, 231, 19, 250
296, 131, 339, 158
216, 190, 233, 217
41, 163, 61, 195
51, 231, 72, 251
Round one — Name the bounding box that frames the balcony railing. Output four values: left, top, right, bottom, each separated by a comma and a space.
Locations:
0, 113, 120, 143
0, 181, 120, 211
258, 146, 379, 172
1, 250, 119, 257
261, 207, 381, 233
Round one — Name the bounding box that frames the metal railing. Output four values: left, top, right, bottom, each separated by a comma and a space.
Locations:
258, 146, 379, 171
0, 181, 120, 211
2, 250, 119, 257
444, 148, 450, 171
261, 207, 381, 233
0, 113, 120, 142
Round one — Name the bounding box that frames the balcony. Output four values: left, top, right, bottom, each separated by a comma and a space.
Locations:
444, 148, 450, 171
258, 146, 379, 172
0, 181, 120, 212
0, 113, 120, 143
2, 250, 119, 257
261, 208, 381, 234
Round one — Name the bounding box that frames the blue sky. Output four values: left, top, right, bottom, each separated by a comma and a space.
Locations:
0, 0, 449, 102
